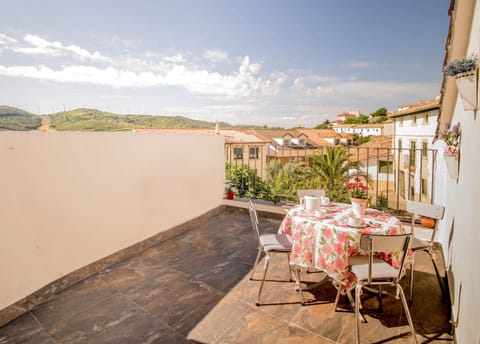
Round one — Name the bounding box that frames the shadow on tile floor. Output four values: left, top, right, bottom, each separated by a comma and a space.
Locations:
0, 207, 453, 343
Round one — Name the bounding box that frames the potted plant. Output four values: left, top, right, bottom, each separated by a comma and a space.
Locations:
346, 177, 368, 217
225, 182, 235, 200
440, 122, 461, 179
443, 55, 478, 110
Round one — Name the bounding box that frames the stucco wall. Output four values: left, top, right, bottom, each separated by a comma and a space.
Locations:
0, 131, 224, 311
435, 0, 480, 342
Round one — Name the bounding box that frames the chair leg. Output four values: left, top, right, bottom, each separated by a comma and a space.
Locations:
286, 253, 293, 282
333, 285, 342, 311
355, 284, 362, 344
250, 247, 262, 280
294, 267, 305, 305
409, 253, 416, 302
378, 285, 383, 312
256, 253, 270, 306
397, 284, 419, 344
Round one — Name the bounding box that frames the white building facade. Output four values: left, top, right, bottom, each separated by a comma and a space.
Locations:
390, 99, 440, 205
333, 123, 384, 137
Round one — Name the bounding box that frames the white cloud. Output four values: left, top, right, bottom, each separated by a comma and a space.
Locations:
0, 33, 17, 45
162, 53, 186, 63
0, 55, 279, 98
203, 49, 228, 63
8, 34, 111, 62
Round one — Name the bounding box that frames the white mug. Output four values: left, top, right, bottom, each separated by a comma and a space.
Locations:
348, 216, 363, 227
301, 195, 323, 212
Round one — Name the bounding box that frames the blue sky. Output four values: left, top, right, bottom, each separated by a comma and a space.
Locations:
0, 0, 450, 127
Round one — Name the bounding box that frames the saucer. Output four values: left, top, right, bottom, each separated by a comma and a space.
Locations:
348, 221, 365, 228
348, 217, 365, 228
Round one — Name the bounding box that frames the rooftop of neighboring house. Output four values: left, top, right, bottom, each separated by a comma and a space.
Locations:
218, 129, 270, 144
336, 111, 359, 118
296, 128, 350, 146
390, 98, 441, 118
334, 123, 384, 129
350, 135, 394, 161
132, 127, 269, 144
250, 128, 318, 147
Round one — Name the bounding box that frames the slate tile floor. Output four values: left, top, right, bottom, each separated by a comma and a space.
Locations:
0, 207, 453, 343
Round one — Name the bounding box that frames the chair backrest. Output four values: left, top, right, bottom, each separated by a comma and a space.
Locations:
248, 199, 261, 241
359, 234, 411, 283
406, 200, 445, 241
297, 189, 325, 201
406, 200, 445, 220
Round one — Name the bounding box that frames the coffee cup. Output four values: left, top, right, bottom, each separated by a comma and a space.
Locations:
348, 216, 363, 227
314, 208, 327, 218
301, 195, 322, 212
320, 196, 330, 206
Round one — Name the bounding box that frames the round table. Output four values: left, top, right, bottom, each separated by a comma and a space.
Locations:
278, 203, 407, 290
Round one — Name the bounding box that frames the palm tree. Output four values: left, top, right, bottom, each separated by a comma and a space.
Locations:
312, 147, 353, 202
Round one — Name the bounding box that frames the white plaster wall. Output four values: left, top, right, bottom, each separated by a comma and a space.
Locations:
435, 2, 480, 341
0, 131, 225, 311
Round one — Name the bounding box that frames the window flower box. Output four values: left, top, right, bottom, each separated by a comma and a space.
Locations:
440, 122, 461, 180
455, 69, 477, 111
444, 152, 459, 180
443, 56, 478, 111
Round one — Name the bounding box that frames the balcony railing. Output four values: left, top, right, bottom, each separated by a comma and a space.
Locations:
225, 143, 438, 212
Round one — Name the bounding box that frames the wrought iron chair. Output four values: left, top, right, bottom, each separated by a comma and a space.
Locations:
406, 200, 446, 302
348, 234, 417, 344
248, 200, 301, 305
296, 189, 325, 200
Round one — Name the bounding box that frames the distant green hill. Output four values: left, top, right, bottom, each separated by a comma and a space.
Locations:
0, 105, 270, 131
47, 108, 233, 131
0, 105, 42, 131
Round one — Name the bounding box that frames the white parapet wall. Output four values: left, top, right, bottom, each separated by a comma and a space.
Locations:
0, 131, 225, 311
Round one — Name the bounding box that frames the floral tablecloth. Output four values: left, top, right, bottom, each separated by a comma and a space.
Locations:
278, 203, 407, 290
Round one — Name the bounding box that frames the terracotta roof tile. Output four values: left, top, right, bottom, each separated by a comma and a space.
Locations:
391, 98, 440, 117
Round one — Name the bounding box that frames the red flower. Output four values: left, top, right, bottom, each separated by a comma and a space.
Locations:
346, 177, 368, 199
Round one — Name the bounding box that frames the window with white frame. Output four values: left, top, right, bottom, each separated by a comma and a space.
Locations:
233, 147, 243, 160
249, 147, 259, 159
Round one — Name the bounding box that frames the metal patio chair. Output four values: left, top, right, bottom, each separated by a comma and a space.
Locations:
296, 189, 326, 200
406, 200, 446, 302
348, 233, 417, 344
248, 200, 302, 305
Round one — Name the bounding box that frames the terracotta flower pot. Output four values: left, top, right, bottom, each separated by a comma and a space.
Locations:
351, 197, 368, 217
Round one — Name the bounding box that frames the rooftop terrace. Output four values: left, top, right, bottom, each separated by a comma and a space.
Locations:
0, 206, 453, 343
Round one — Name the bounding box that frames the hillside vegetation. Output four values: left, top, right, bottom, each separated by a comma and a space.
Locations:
48, 108, 232, 131
0, 106, 42, 131
0, 106, 236, 131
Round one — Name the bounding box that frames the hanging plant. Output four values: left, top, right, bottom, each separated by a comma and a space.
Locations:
443, 56, 478, 111
440, 122, 461, 180
443, 56, 477, 76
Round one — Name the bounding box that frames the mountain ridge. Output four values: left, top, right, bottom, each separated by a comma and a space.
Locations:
0, 105, 247, 131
